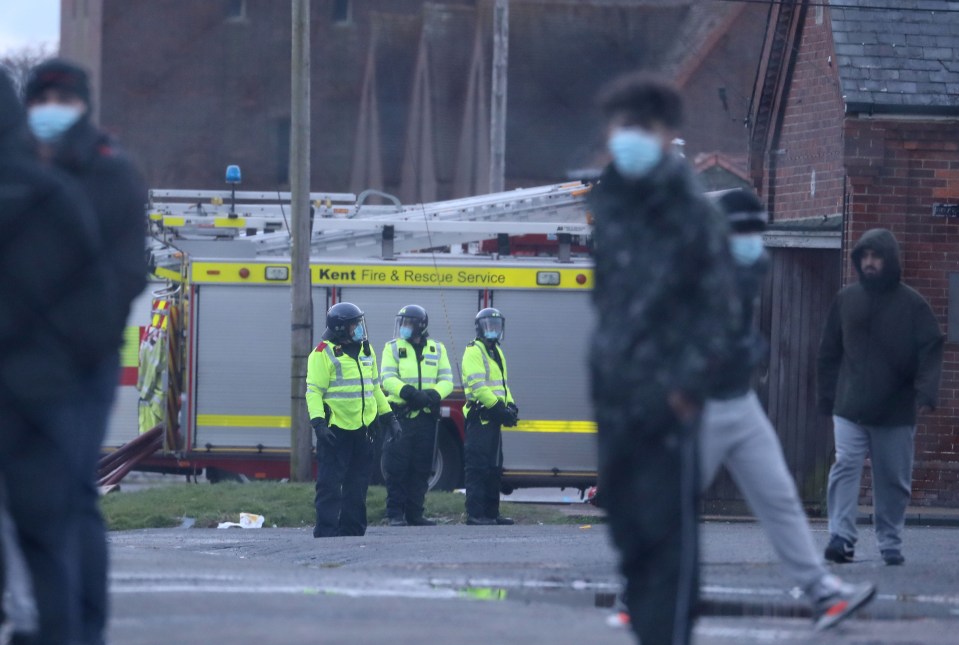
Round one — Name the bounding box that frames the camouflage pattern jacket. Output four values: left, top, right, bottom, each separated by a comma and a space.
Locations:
588, 155, 738, 438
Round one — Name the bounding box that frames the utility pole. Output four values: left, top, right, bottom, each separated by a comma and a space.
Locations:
489, 0, 509, 194
290, 0, 313, 482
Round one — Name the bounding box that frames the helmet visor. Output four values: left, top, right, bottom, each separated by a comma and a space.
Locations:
477, 316, 505, 341
393, 316, 421, 341
348, 316, 368, 343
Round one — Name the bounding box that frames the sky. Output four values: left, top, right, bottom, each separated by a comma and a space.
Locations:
0, 0, 60, 54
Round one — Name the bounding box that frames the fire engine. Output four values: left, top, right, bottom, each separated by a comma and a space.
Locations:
102, 180, 599, 493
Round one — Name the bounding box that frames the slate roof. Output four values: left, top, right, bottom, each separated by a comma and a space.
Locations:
831, 0, 959, 114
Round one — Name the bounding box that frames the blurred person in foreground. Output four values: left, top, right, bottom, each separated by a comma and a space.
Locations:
22, 57, 147, 644
587, 73, 737, 645
0, 69, 115, 644
701, 189, 876, 631
818, 228, 943, 567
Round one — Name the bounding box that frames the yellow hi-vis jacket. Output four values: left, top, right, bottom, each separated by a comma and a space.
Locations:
461, 339, 514, 421
380, 338, 455, 417
306, 340, 390, 430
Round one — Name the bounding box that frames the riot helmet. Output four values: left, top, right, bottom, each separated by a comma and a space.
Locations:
394, 304, 429, 341
474, 307, 505, 342
325, 302, 367, 344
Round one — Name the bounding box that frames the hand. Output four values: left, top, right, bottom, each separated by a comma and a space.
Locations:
506, 402, 518, 419
399, 385, 417, 402
489, 401, 514, 426
411, 389, 433, 410
667, 391, 700, 423
379, 412, 402, 442
425, 389, 442, 407
311, 418, 336, 447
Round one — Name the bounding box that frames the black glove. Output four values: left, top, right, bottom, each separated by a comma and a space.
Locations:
399, 385, 417, 402
410, 389, 433, 410
488, 401, 513, 426
506, 402, 518, 419
311, 418, 336, 447
379, 412, 402, 443
424, 389, 442, 412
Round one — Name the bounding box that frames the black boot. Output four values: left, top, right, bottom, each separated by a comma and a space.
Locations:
407, 516, 436, 526
466, 516, 496, 526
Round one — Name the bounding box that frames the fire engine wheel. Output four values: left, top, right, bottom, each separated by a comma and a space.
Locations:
428, 426, 463, 492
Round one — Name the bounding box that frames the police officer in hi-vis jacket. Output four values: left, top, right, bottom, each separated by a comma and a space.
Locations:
380, 305, 454, 526
306, 302, 401, 538
461, 308, 518, 525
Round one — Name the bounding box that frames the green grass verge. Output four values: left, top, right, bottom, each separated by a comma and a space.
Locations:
99, 482, 600, 531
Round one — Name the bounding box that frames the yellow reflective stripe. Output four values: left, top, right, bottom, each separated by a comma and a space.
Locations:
120, 326, 139, 368
197, 414, 290, 428
502, 420, 596, 434
152, 266, 183, 282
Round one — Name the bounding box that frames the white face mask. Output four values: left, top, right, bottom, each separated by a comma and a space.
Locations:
27, 104, 84, 142
607, 128, 663, 179
729, 234, 765, 266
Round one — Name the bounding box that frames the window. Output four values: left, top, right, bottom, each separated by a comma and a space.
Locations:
332, 0, 352, 25
226, 0, 247, 22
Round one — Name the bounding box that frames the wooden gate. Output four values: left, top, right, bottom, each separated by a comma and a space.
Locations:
702, 247, 841, 515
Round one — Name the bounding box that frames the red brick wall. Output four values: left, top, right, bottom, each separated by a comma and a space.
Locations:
763, 7, 846, 222
844, 118, 959, 507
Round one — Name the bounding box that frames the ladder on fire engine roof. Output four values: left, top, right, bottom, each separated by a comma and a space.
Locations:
147, 181, 592, 264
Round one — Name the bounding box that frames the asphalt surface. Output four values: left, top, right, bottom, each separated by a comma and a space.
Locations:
103, 520, 959, 644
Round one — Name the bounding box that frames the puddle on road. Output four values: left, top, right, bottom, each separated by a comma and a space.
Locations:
453, 585, 617, 608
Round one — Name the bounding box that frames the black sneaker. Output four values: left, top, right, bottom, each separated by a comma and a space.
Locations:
407, 516, 436, 526
466, 515, 496, 525
494, 516, 514, 525
824, 535, 854, 563
813, 581, 877, 631
881, 549, 905, 565
388, 517, 408, 527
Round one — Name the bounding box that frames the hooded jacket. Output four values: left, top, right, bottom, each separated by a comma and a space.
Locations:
817, 228, 944, 426
588, 154, 738, 438
0, 73, 115, 408
47, 114, 147, 348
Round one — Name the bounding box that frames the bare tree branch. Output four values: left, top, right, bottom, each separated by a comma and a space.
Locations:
1, 43, 58, 96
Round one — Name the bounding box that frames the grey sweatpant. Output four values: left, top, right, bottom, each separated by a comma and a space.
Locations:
701, 392, 828, 594
827, 416, 915, 552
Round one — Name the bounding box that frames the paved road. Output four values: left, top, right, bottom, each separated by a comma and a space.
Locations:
104, 521, 959, 644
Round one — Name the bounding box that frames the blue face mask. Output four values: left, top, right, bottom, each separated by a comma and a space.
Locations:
483, 330, 501, 341
27, 104, 84, 142
351, 324, 365, 342
608, 128, 663, 179
399, 326, 413, 340
729, 234, 765, 266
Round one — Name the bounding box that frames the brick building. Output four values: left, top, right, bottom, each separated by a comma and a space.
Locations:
747, 0, 959, 508
59, 0, 767, 198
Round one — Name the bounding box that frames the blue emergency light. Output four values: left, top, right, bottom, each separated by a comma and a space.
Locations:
225, 164, 242, 184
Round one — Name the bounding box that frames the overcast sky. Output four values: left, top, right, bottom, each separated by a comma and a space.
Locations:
0, 0, 59, 54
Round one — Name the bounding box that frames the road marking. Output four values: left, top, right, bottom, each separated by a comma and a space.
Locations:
696, 625, 807, 641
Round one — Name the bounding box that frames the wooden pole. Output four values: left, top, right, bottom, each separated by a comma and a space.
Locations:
290, 0, 313, 482
489, 0, 509, 194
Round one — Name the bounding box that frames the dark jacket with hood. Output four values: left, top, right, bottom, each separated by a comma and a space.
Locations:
817, 228, 943, 426
588, 154, 739, 442
48, 114, 147, 349
0, 73, 115, 408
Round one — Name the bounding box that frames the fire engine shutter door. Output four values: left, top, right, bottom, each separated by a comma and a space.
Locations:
335, 287, 478, 387
487, 290, 597, 475
194, 285, 294, 448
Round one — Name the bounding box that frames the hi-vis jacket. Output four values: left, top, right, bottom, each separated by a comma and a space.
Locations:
461, 340, 514, 421
306, 341, 390, 430
380, 338, 455, 417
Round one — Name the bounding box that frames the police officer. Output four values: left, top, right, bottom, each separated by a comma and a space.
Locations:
461, 308, 518, 525
306, 303, 399, 538
380, 305, 455, 526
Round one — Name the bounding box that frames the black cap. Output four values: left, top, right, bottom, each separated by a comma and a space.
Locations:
25, 58, 91, 105
717, 189, 768, 233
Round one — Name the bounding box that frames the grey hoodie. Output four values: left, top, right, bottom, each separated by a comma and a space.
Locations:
817, 228, 944, 426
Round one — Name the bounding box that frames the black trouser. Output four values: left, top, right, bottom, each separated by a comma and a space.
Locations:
384, 412, 436, 521
314, 425, 374, 537
464, 412, 503, 520
0, 404, 82, 644
599, 411, 700, 645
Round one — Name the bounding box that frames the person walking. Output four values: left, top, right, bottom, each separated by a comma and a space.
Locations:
701, 189, 876, 631
461, 308, 517, 526
818, 228, 944, 566
23, 57, 147, 645
380, 305, 455, 526
0, 69, 115, 644
307, 302, 399, 538
587, 73, 738, 645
